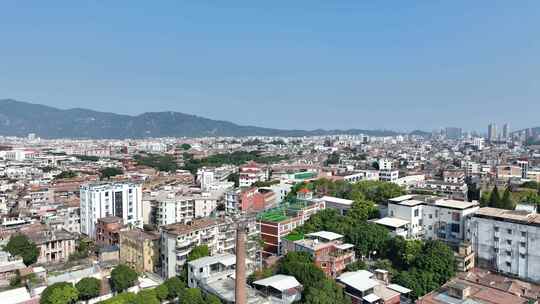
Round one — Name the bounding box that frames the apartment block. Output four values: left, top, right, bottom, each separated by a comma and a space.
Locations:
80, 182, 143, 238
467, 207, 540, 283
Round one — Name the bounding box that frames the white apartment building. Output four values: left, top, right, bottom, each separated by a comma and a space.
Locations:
80, 182, 143, 238
160, 218, 258, 278
376, 195, 479, 243
378, 159, 393, 170
379, 169, 399, 182
239, 162, 268, 188
467, 207, 540, 283
341, 170, 379, 183
156, 193, 218, 226
464, 161, 481, 177
321, 196, 354, 216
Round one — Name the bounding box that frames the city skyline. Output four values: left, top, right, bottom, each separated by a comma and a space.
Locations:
2, 1, 540, 131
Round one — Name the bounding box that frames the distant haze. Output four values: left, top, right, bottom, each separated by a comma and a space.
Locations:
1, 2, 539, 132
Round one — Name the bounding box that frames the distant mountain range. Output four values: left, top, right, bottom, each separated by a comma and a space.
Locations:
0, 99, 424, 139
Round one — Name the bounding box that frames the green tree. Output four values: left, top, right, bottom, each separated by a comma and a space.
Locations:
346, 222, 390, 257
54, 170, 77, 179
180, 288, 205, 304
304, 279, 351, 304
5, 234, 39, 266
180, 143, 192, 150
99, 167, 123, 179
489, 185, 501, 208
345, 260, 367, 272
188, 245, 210, 261
501, 188, 514, 210
154, 284, 169, 302
134, 289, 159, 304
206, 294, 222, 304
110, 264, 138, 292
100, 292, 137, 304
413, 241, 456, 286
163, 277, 186, 300
40, 282, 79, 304
75, 277, 101, 302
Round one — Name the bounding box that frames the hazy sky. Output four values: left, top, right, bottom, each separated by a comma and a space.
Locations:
1, 1, 539, 132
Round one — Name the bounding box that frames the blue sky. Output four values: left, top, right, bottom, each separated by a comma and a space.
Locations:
1, 1, 539, 132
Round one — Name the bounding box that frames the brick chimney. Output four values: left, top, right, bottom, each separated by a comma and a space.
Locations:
235, 225, 247, 304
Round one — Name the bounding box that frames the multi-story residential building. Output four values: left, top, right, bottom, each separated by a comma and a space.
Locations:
44, 206, 81, 234
423, 180, 468, 200
379, 169, 399, 183
466, 207, 540, 283
443, 170, 465, 184
488, 123, 498, 142
156, 193, 217, 226
239, 162, 268, 188
0, 251, 26, 287
160, 218, 258, 278
27, 229, 77, 264
516, 159, 529, 179
464, 161, 481, 177
422, 199, 479, 243
376, 195, 479, 244
496, 165, 522, 181
257, 189, 325, 257
80, 182, 143, 238
282, 231, 355, 278
119, 229, 160, 273
95, 216, 124, 247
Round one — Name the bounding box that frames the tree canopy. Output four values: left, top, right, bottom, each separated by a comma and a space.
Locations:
110, 264, 138, 292
40, 282, 79, 304
75, 277, 101, 301
99, 167, 123, 179
5, 234, 39, 266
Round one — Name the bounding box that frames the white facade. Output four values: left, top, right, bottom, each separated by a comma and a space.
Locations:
382, 195, 479, 242
467, 207, 540, 283
379, 169, 399, 182
160, 218, 258, 278
80, 182, 143, 237
156, 194, 217, 226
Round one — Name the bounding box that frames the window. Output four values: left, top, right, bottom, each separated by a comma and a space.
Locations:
414, 209, 419, 217
494, 227, 499, 232
451, 223, 460, 233
521, 231, 526, 237
429, 214, 433, 219
452, 212, 460, 221
506, 251, 512, 257
494, 237, 499, 242
507, 229, 512, 234
520, 242, 526, 248
494, 248, 499, 253
506, 262, 511, 268
520, 253, 526, 259
435, 210, 438, 217
506, 240, 512, 245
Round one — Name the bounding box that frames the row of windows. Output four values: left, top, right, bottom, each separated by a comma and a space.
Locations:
494, 227, 527, 237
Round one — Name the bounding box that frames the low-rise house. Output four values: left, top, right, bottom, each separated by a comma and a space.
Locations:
253, 274, 302, 304
282, 231, 355, 278
417, 269, 540, 304
0, 251, 26, 287
321, 196, 354, 216
337, 270, 411, 304
27, 229, 77, 264
95, 216, 124, 247
187, 254, 267, 304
